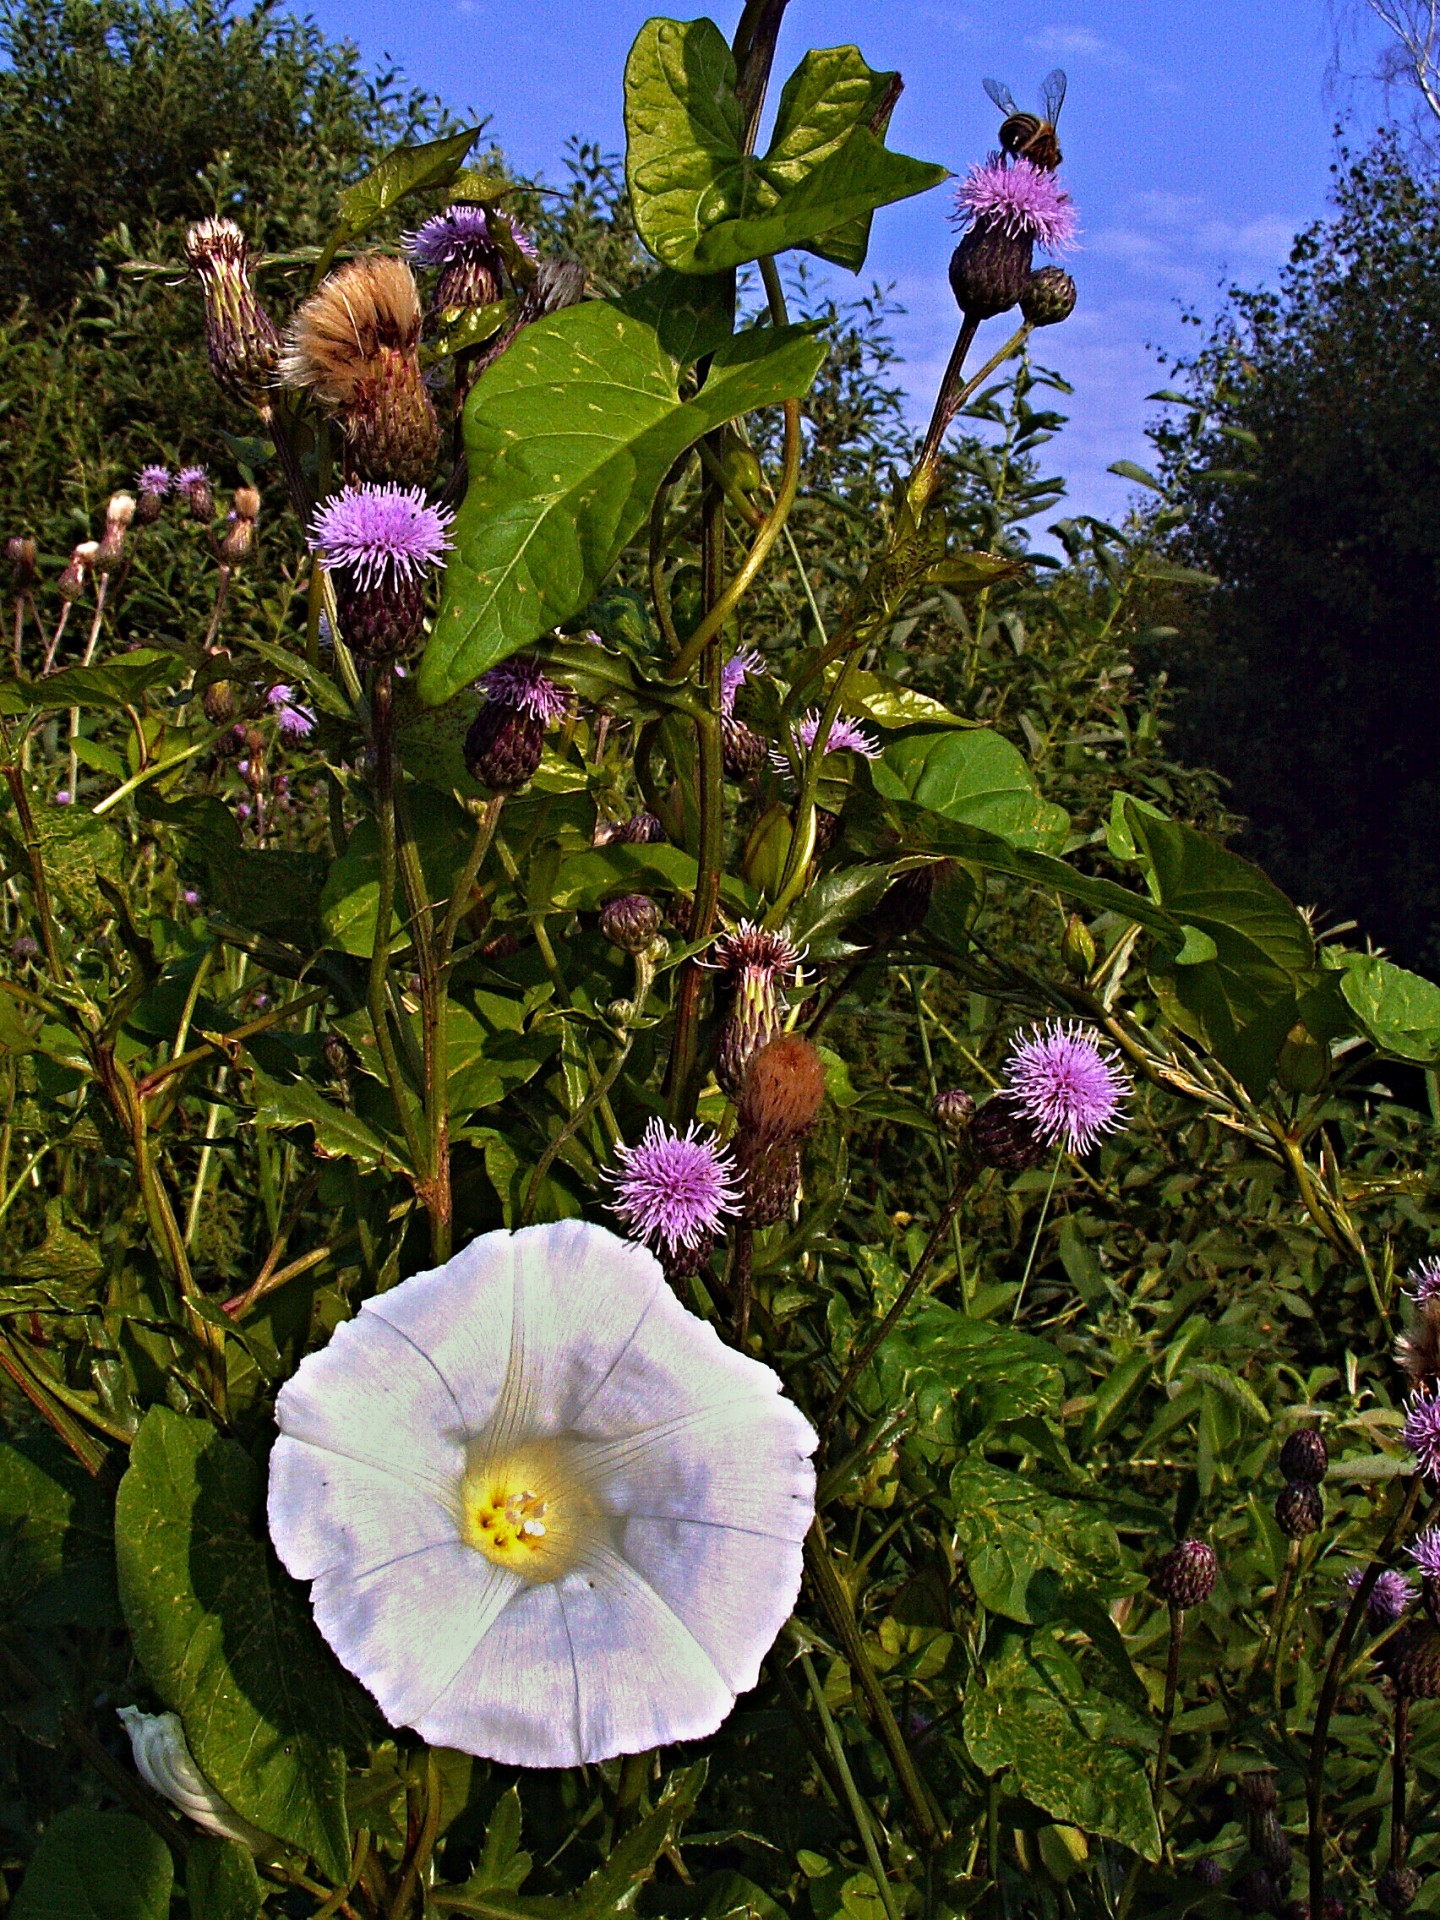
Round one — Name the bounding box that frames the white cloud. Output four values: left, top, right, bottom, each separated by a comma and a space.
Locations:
1025, 25, 1129, 69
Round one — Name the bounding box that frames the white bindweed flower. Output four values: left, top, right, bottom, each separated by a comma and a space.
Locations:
117, 1706, 274, 1850
267, 1222, 817, 1767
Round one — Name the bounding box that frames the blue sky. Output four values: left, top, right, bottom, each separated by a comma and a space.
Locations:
303, 0, 1395, 529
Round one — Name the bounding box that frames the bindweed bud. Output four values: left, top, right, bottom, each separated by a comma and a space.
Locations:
933, 1087, 976, 1139
1279, 1428, 1328, 1484
970, 1091, 1049, 1171
617, 811, 667, 845
737, 1033, 827, 1226
854, 865, 934, 947
949, 226, 1034, 321
600, 894, 662, 955
1386, 1623, 1440, 1698
118, 1706, 273, 1850
1276, 1480, 1323, 1539
183, 217, 282, 405
1021, 265, 1077, 327
722, 717, 768, 781
6, 535, 37, 591
1153, 1539, 1218, 1609
1061, 912, 1097, 978
463, 704, 543, 791
1377, 1867, 1420, 1913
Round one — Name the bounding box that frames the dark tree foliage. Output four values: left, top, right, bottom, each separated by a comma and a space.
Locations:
1154, 135, 1440, 969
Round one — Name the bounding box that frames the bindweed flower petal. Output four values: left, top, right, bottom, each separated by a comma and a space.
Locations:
268, 1222, 816, 1766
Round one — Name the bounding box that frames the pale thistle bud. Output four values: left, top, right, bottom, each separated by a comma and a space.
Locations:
183, 217, 282, 404
6, 535, 37, 591
105, 492, 137, 532
932, 1088, 976, 1139
58, 542, 99, 602
711, 923, 803, 1099
218, 514, 255, 565
232, 486, 261, 523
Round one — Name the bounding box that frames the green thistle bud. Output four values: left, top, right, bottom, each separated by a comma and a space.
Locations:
600, 894, 662, 955
1061, 913, 1097, 978
1021, 265, 1078, 328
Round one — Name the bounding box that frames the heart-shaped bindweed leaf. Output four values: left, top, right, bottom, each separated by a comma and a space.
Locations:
0, 1428, 121, 1627
871, 727, 1069, 851
1334, 951, 1440, 1063
419, 303, 825, 705
623, 20, 946, 275
615, 268, 737, 366
868, 1306, 1064, 1452
0, 649, 184, 716
964, 1628, 1160, 1861
250, 1068, 414, 1177
313, 125, 481, 279
949, 1460, 1141, 1624
114, 1407, 351, 1882
11, 1807, 173, 1920
185, 1837, 264, 1920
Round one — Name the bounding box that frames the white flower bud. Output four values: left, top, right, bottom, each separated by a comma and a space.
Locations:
117, 1706, 273, 1851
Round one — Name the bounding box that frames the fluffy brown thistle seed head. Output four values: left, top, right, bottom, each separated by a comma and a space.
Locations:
738, 1034, 827, 1148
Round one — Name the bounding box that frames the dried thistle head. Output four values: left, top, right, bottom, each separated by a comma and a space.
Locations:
738, 1034, 828, 1148
183, 216, 281, 404
281, 255, 423, 404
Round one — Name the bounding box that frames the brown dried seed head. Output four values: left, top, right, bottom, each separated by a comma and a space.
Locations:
737, 1034, 827, 1147
280, 254, 425, 406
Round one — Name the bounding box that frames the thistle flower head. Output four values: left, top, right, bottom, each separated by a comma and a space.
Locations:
1404, 1387, 1440, 1479
772, 709, 880, 773
136, 464, 171, 497
711, 921, 801, 981
1003, 1018, 1130, 1155
280, 254, 424, 406
308, 485, 453, 590
1407, 1255, 1440, 1303
478, 657, 570, 722
267, 1221, 816, 1765
404, 203, 497, 266
182, 216, 281, 400
608, 1119, 740, 1255
721, 647, 764, 717
1411, 1529, 1440, 1582
268, 683, 315, 740
176, 465, 209, 492
953, 155, 1078, 254
1349, 1565, 1415, 1628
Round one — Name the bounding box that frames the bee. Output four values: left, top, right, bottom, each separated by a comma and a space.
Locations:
982, 68, 1068, 171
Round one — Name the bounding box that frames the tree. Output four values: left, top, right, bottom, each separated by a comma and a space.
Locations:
1153, 135, 1440, 970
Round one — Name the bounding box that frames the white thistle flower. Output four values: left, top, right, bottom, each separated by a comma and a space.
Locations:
267, 1222, 817, 1767
117, 1706, 273, 1850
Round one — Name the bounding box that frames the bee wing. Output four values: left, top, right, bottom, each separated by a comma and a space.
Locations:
1040, 68, 1068, 124
983, 76, 1020, 115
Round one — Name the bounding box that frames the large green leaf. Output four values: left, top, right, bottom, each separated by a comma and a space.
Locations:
1336, 951, 1440, 1063
186, 1837, 263, 1920
313, 125, 480, 278
949, 1461, 1139, 1623
0, 649, 183, 715
11, 1808, 172, 1920
869, 1305, 1063, 1450
420, 304, 826, 704
964, 1629, 1160, 1860
0, 1430, 120, 1627
623, 21, 946, 274
114, 1408, 350, 1881
319, 792, 475, 955
871, 728, 1069, 851
250, 1067, 414, 1177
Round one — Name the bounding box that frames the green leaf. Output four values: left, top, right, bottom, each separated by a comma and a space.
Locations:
623, 21, 945, 275
421, 304, 826, 703
785, 864, 894, 956
4, 1196, 105, 1289
1106, 460, 1164, 493
869, 1305, 1063, 1451
615, 269, 736, 366
870, 728, 1069, 851
186, 1837, 263, 1920
1336, 952, 1440, 1063
12, 1808, 172, 1920
333, 125, 479, 246
837, 669, 972, 730
250, 1067, 413, 1177
0, 649, 183, 715
136, 791, 326, 944
0, 1429, 120, 1626
1133, 560, 1219, 587
319, 792, 475, 954
949, 1461, 1138, 1623
964, 1628, 1160, 1859
114, 1407, 350, 1881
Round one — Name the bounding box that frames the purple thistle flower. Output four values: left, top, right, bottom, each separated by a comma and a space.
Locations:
1404, 1387, 1440, 1479
608, 1119, 740, 1255
309, 484, 454, 590
54, 789, 71, 806
1411, 1529, 1440, 1582
11, 934, 38, 959
1348, 1565, 1415, 1627
1407, 1255, 1440, 1303
953, 155, 1078, 255
710, 920, 802, 980
771, 709, 880, 774
268, 683, 315, 740
175, 464, 208, 490
136, 464, 171, 497
478, 657, 569, 722
507, 222, 538, 260
1003, 1018, 1130, 1156
182, 888, 201, 908
404, 204, 496, 266
721, 648, 764, 717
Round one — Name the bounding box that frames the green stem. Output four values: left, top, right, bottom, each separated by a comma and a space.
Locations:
1011, 1150, 1063, 1323
1153, 1603, 1184, 1849
800, 1652, 903, 1920
1392, 1693, 1409, 1874
365, 666, 427, 1180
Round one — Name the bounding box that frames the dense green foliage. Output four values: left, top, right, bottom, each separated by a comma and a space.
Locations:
1154, 136, 1440, 973
4, 8, 1440, 1920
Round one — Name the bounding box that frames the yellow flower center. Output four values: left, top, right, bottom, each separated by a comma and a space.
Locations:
458, 1437, 599, 1582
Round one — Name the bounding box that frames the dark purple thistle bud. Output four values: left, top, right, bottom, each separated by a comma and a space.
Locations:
1193, 1858, 1225, 1891
1276, 1480, 1323, 1540
854, 865, 935, 948
1153, 1539, 1218, 1610
722, 717, 768, 781
183, 217, 282, 404
949, 225, 1034, 321
711, 921, 803, 1100
1234, 1867, 1277, 1916
405, 205, 506, 311
617, 812, 667, 845
310, 484, 454, 665
1256, 1812, 1292, 1876
1021, 265, 1078, 327
1385, 1623, 1440, 1698
1377, 1867, 1419, 1913
464, 704, 544, 791
1279, 1428, 1328, 1484
177, 466, 214, 523
812, 807, 842, 856
1238, 1771, 1279, 1815
970, 1091, 1049, 1171
600, 894, 662, 955
932, 1088, 977, 1139
6, 534, 37, 591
